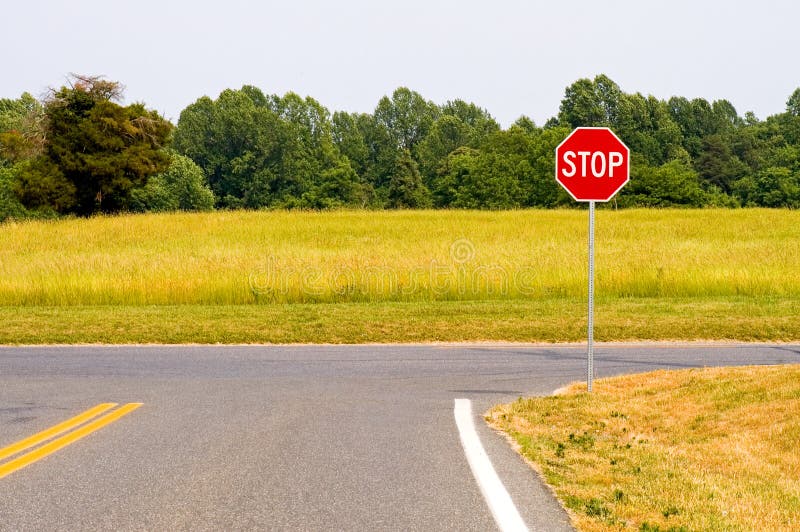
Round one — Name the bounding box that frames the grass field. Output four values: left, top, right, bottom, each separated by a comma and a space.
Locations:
1, 208, 798, 343
487, 364, 800, 531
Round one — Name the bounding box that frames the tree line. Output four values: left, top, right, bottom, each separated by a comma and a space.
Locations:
2, 74, 799, 220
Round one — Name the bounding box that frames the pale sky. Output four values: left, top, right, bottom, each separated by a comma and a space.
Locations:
3, 0, 798, 126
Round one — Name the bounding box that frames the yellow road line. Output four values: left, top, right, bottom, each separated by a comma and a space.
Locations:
0, 403, 118, 461
0, 403, 143, 480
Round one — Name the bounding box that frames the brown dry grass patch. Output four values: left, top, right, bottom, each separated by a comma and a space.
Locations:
487, 364, 800, 531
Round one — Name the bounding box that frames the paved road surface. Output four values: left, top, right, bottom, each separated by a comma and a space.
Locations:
1, 343, 798, 531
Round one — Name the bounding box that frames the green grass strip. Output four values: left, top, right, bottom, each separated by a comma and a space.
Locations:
1, 297, 797, 344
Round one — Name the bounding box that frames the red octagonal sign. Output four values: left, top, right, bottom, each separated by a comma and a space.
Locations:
555, 127, 630, 202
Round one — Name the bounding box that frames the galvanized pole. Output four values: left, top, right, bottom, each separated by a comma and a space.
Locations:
587, 201, 595, 392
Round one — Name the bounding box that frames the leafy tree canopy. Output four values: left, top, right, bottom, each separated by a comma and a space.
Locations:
13, 75, 172, 215
7, 74, 800, 217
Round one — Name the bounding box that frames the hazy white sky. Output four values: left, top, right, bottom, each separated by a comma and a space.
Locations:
3, 0, 798, 126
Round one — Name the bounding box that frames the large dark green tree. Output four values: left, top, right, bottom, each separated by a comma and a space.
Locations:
14, 76, 172, 215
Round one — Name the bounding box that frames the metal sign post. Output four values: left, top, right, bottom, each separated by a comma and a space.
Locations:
587, 201, 595, 392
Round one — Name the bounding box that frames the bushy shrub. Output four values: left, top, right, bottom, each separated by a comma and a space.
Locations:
0, 165, 29, 222
129, 152, 215, 212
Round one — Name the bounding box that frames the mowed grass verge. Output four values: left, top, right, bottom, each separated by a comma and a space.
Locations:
487, 364, 800, 531
1, 208, 798, 343
0, 298, 797, 344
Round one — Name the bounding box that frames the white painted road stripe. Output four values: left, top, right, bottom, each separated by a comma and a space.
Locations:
454, 398, 529, 532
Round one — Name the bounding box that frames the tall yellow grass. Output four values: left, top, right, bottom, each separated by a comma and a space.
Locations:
1, 209, 798, 306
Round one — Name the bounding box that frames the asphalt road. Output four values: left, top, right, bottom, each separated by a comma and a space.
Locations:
1, 343, 798, 531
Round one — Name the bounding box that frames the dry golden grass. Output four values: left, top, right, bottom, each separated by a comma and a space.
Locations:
488, 365, 800, 531
1, 208, 798, 305
0, 208, 798, 343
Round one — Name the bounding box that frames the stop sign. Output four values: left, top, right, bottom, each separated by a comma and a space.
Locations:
555, 127, 630, 202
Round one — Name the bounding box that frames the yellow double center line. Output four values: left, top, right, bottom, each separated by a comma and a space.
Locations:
0, 402, 142, 479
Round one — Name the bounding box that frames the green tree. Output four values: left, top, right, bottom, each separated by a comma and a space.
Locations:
787, 88, 800, 117
13, 157, 76, 213
558, 74, 623, 128
175, 87, 357, 209
157, 76, 799, 210
174, 87, 286, 207
733, 167, 800, 207
0, 93, 45, 166
170, 96, 217, 178
522, 126, 573, 207
416, 115, 472, 182
471, 128, 529, 208
332, 111, 369, 175
0, 165, 31, 221
300, 159, 368, 209
668, 96, 741, 159
374, 88, 439, 152
266, 92, 344, 205
557, 75, 685, 167
16, 76, 172, 215
694, 134, 749, 194
434, 126, 570, 209
435, 129, 529, 209
558, 77, 607, 127
417, 100, 501, 193
357, 111, 398, 201
619, 159, 706, 207
0, 92, 42, 134
387, 150, 431, 208
432, 146, 479, 207
615, 93, 684, 166
440, 99, 500, 140
512, 116, 538, 134
129, 152, 215, 212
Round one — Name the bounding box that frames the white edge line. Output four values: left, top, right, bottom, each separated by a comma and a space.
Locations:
454, 398, 529, 532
